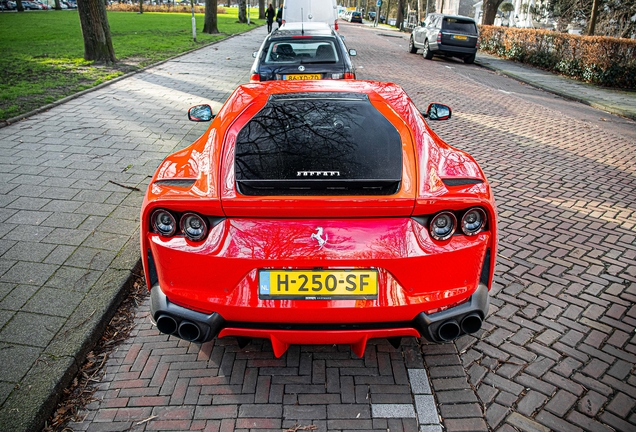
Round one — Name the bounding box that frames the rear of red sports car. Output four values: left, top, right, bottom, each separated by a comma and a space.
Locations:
141, 80, 496, 357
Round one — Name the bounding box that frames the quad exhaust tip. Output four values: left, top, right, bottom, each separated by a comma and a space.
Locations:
461, 313, 483, 334
437, 320, 461, 341
178, 321, 202, 341
156, 314, 178, 335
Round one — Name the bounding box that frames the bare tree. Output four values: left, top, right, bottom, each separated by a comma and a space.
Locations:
77, 0, 116, 63
586, 0, 599, 34
238, 0, 247, 22
481, 0, 504, 24
16, 0, 24, 11
139, 0, 143, 14
54, 0, 61, 10
203, 0, 219, 33
259, 0, 265, 19
396, 0, 405, 28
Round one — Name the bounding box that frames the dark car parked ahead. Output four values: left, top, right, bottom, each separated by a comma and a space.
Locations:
409, 13, 479, 64
349, 11, 363, 23
250, 23, 356, 82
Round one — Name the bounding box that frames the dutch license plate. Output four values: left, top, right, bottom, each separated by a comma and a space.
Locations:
285, 74, 322, 80
259, 269, 378, 299
453, 35, 468, 40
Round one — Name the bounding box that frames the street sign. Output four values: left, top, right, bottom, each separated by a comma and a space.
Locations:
377, 0, 382, 6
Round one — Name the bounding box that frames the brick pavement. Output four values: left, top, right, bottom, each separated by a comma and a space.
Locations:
69, 298, 440, 432
348, 24, 635, 431
0, 30, 268, 431
2, 21, 635, 432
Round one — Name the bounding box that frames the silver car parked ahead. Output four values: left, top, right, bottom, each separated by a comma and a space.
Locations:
409, 13, 479, 64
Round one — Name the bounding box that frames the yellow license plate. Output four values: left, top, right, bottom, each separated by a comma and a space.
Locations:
259, 270, 378, 299
285, 74, 322, 80
453, 35, 468, 40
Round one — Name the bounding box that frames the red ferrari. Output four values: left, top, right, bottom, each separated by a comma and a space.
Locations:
141, 80, 497, 357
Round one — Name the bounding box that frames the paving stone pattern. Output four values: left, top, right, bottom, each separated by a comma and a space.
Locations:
347, 24, 636, 432
0, 31, 264, 429
1, 21, 635, 432
70, 297, 438, 432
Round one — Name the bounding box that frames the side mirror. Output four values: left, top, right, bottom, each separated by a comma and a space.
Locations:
188, 104, 214, 122
252, 51, 258, 58
423, 103, 452, 121
349, 49, 357, 56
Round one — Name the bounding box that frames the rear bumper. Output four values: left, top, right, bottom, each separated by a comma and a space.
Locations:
431, 43, 477, 56
149, 282, 489, 356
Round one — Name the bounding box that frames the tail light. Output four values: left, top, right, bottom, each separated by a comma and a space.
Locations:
461, 208, 486, 236
151, 210, 177, 237
429, 211, 457, 241
250, 73, 260, 82
437, 32, 442, 43
180, 213, 209, 242
344, 72, 355, 79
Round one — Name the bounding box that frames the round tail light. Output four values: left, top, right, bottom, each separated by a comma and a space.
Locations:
151, 209, 176, 237
429, 211, 457, 241
461, 208, 486, 235
180, 212, 208, 241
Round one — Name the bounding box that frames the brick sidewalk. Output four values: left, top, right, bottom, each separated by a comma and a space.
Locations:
71, 297, 446, 432
2, 22, 635, 432
350, 24, 635, 431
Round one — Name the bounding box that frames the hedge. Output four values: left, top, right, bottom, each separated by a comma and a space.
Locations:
478, 26, 636, 89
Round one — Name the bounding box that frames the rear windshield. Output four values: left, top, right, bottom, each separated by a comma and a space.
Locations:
442, 17, 477, 34
235, 93, 402, 196
265, 38, 340, 64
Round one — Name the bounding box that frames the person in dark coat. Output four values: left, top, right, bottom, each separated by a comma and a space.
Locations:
276, 3, 283, 28
266, 3, 276, 33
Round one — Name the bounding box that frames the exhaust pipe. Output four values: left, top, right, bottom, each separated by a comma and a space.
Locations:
437, 320, 461, 341
178, 320, 202, 342
156, 314, 178, 335
461, 313, 482, 334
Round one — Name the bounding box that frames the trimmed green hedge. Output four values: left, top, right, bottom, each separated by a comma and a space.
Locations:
479, 26, 636, 89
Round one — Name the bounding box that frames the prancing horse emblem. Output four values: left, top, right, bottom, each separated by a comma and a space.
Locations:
310, 227, 328, 249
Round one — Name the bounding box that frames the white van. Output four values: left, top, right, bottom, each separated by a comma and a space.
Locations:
282, 0, 339, 29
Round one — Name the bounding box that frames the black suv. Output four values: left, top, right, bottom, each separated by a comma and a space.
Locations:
409, 13, 479, 64
250, 23, 356, 82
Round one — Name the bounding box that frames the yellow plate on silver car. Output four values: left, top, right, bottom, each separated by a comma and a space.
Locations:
285, 74, 322, 80
259, 269, 378, 299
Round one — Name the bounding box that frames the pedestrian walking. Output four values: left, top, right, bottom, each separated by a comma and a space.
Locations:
266, 3, 276, 33
276, 3, 283, 28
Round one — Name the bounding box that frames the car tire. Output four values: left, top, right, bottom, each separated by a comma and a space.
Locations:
464, 54, 476, 64
423, 41, 434, 60
408, 36, 417, 54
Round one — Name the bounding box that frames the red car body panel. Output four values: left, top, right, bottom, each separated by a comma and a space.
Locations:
141, 80, 497, 356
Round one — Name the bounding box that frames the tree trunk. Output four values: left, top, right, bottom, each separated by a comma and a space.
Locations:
396, 0, 404, 28
16, 0, 24, 11
77, 0, 117, 63
54, 0, 61, 10
238, 0, 247, 22
259, 0, 264, 19
481, 0, 503, 25
587, 0, 599, 35
203, 0, 219, 33
139, 0, 143, 14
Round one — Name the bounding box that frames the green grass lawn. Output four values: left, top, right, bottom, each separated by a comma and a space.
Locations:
0, 9, 263, 121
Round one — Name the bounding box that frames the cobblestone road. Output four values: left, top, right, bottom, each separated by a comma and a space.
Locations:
348, 23, 636, 432
22, 22, 636, 432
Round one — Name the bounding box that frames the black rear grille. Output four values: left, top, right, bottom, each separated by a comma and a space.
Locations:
237, 179, 401, 196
